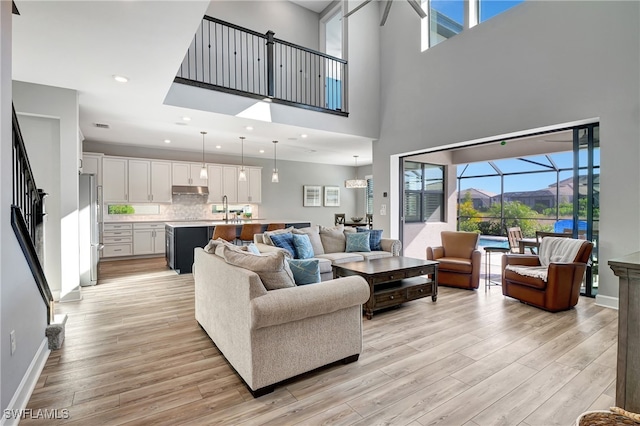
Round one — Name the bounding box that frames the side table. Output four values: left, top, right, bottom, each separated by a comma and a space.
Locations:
484, 246, 510, 291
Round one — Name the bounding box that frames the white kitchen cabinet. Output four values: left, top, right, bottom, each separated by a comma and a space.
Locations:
128, 159, 151, 202
102, 223, 133, 258
222, 166, 238, 202
151, 161, 172, 202
82, 153, 103, 185
103, 157, 128, 202
238, 167, 262, 203
133, 222, 165, 255
207, 165, 224, 203
172, 162, 208, 187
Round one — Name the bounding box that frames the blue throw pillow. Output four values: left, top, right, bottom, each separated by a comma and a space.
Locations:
292, 233, 314, 259
358, 228, 383, 251
247, 243, 261, 255
269, 233, 296, 258
287, 259, 321, 285
346, 232, 371, 252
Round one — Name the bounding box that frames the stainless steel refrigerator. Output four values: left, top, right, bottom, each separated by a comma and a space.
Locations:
79, 174, 102, 286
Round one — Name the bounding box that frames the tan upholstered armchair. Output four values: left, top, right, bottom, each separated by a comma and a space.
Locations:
502, 238, 593, 312
427, 231, 481, 290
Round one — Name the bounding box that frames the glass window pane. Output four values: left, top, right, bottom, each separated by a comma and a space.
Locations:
430, 0, 463, 47
424, 192, 443, 222
479, 0, 524, 22
405, 192, 421, 222
404, 161, 423, 191
424, 164, 444, 191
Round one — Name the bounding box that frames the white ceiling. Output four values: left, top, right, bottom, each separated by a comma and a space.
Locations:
289, 0, 334, 14
11, 0, 373, 166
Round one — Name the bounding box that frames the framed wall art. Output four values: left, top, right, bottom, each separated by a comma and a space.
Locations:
324, 186, 340, 207
303, 185, 322, 207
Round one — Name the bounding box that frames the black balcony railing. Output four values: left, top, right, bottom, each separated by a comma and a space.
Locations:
175, 16, 348, 116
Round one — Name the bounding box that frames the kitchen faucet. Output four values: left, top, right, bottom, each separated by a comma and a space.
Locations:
222, 195, 229, 223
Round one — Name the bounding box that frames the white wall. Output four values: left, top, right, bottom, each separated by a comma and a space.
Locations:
1, 2, 50, 413
402, 151, 457, 259
373, 1, 640, 304
12, 81, 80, 301
208, 1, 320, 50
17, 115, 62, 299
84, 140, 362, 228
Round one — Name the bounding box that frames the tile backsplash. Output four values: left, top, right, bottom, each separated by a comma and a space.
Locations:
104, 195, 259, 222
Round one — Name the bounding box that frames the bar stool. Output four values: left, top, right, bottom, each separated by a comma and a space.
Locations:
212, 224, 237, 243
266, 223, 286, 231
238, 223, 263, 245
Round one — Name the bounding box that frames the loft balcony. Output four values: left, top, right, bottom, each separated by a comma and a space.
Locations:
175, 16, 348, 117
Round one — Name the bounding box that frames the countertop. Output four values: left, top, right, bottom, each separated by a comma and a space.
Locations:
164, 220, 310, 229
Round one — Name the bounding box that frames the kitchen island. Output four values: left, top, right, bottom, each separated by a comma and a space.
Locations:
165, 220, 311, 274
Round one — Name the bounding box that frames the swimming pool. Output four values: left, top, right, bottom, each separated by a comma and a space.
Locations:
478, 236, 509, 249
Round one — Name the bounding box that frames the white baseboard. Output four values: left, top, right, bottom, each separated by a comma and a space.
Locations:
59, 285, 82, 303
1, 338, 50, 426
595, 294, 619, 310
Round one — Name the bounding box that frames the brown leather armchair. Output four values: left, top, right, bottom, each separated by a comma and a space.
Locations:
427, 231, 481, 290
502, 239, 593, 312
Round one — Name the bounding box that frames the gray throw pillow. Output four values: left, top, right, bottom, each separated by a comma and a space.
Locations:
292, 225, 325, 255
262, 227, 295, 245
213, 238, 247, 257
319, 224, 346, 253
223, 246, 296, 290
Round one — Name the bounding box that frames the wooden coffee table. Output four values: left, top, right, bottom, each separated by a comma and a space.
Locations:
332, 256, 438, 319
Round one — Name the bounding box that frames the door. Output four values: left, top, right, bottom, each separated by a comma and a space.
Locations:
208, 165, 224, 203
151, 161, 172, 202
153, 229, 166, 254
190, 163, 208, 187
128, 159, 151, 202
172, 162, 191, 186
103, 157, 128, 202
573, 124, 600, 297
223, 166, 238, 202
133, 229, 154, 255
248, 167, 262, 203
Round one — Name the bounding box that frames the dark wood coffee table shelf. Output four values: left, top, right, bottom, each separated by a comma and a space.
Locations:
332, 256, 438, 319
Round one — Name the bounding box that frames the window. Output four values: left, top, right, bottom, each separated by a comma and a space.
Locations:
421, 0, 524, 50
429, 0, 464, 48
479, 0, 524, 22
404, 161, 444, 223
365, 176, 373, 215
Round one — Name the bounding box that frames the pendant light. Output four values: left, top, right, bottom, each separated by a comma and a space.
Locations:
199, 131, 208, 180
271, 140, 279, 183
345, 155, 367, 188
238, 136, 247, 181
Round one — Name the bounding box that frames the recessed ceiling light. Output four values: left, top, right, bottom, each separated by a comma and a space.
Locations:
301, 134, 308, 138
164, 139, 171, 144
259, 149, 265, 153
182, 116, 191, 121
216, 145, 221, 149
246, 126, 254, 131
112, 75, 129, 83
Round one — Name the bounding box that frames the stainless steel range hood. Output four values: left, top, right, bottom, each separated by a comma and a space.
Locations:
171, 185, 209, 195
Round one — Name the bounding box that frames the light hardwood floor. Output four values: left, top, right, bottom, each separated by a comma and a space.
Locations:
23, 257, 617, 425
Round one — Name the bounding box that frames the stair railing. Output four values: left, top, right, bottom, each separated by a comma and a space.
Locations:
175, 16, 348, 116
11, 104, 53, 323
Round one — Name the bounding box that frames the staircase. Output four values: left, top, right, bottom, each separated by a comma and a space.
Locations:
11, 104, 54, 325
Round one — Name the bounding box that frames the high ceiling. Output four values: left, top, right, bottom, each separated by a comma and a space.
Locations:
11, 1, 373, 166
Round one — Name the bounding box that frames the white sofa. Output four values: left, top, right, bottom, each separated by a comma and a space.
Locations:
253, 225, 402, 281
193, 247, 370, 397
